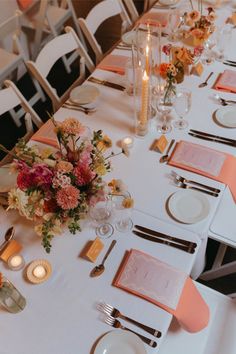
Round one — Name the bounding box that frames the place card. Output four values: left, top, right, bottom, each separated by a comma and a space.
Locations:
83, 237, 104, 262
191, 62, 204, 77
153, 135, 168, 153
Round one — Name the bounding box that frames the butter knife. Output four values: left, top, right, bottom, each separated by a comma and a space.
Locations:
88, 77, 125, 91
190, 129, 236, 144
132, 231, 195, 253
134, 225, 197, 249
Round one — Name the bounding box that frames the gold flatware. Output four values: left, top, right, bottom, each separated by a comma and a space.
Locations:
98, 302, 162, 337
188, 133, 236, 147
88, 77, 125, 91
90, 240, 116, 277
198, 72, 214, 88
104, 315, 157, 347
175, 181, 219, 197
189, 129, 236, 146
62, 103, 96, 114
134, 225, 197, 249
159, 139, 175, 163
132, 230, 195, 253
0, 227, 15, 253
171, 170, 221, 194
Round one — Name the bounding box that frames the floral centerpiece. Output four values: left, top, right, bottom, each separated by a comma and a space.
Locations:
1, 117, 127, 253
182, 2, 216, 45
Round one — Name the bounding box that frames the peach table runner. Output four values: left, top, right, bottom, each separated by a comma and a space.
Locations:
168, 141, 236, 202
114, 249, 209, 333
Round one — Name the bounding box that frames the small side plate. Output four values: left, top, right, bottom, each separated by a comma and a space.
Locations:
215, 106, 236, 128
70, 84, 100, 105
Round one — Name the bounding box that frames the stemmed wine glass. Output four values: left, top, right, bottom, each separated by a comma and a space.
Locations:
89, 197, 114, 239
173, 88, 192, 130
167, 10, 181, 42
156, 86, 175, 134
216, 25, 232, 61
112, 193, 133, 233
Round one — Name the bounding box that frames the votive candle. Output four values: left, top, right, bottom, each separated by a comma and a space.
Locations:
7, 254, 25, 271
33, 265, 46, 279
122, 136, 134, 149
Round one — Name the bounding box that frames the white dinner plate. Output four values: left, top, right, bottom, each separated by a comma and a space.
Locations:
69, 84, 100, 105
94, 330, 147, 354
121, 31, 147, 46
215, 106, 236, 128
168, 190, 210, 224
0, 165, 17, 192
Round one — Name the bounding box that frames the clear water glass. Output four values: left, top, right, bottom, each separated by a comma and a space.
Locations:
156, 86, 175, 134
167, 10, 181, 42
216, 26, 232, 61
0, 276, 26, 313
112, 194, 133, 233
89, 199, 114, 239
173, 88, 192, 130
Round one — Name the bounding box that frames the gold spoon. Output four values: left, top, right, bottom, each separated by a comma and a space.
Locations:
0, 227, 15, 253
198, 72, 214, 88
159, 139, 175, 163
90, 240, 117, 277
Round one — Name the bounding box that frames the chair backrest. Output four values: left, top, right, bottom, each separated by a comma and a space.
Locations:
78, 0, 132, 64
3, 80, 43, 128
122, 0, 139, 23
26, 26, 95, 112
159, 282, 236, 354
144, 0, 157, 12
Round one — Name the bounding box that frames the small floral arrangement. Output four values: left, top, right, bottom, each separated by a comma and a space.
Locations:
183, 2, 216, 42
158, 44, 204, 90
1, 117, 128, 253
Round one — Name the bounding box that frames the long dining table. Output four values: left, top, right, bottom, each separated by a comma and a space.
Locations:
0, 1, 236, 353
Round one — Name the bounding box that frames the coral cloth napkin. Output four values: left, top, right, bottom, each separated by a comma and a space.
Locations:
17, 0, 33, 9
31, 119, 59, 148
97, 55, 129, 75
113, 249, 209, 333
214, 70, 236, 93
139, 12, 169, 27
168, 140, 236, 202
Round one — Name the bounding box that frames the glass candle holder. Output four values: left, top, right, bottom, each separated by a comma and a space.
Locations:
0, 274, 26, 313
7, 254, 25, 271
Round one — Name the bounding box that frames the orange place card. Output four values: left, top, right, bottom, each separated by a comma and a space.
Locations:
168, 140, 236, 202
0, 240, 22, 263
190, 62, 204, 77
83, 237, 104, 262
155, 135, 168, 153
114, 249, 209, 333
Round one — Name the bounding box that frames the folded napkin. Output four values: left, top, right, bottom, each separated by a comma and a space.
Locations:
168, 140, 236, 202
31, 119, 59, 148
214, 70, 236, 93
114, 249, 209, 332
97, 55, 129, 75
17, 0, 33, 9
139, 12, 169, 27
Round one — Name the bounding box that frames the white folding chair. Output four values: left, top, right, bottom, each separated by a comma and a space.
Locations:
21, 0, 87, 66
144, 0, 158, 12
122, 0, 139, 22
0, 10, 45, 128
26, 26, 95, 112
0, 79, 43, 166
159, 282, 236, 354
199, 244, 236, 298
78, 0, 132, 65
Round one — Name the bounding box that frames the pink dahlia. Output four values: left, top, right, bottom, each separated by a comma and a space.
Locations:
30, 163, 54, 188
73, 163, 96, 186
56, 185, 80, 210
17, 168, 32, 190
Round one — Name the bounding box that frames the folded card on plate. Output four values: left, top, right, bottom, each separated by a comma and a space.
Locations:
214, 69, 236, 93
114, 249, 209, 332
97, 55, 129, 75
31, 119, 58, 148
168, 140, 236, 202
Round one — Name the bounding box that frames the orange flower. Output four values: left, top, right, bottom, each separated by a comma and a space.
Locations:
159, 63, 169, 79
59, 118, 85, 135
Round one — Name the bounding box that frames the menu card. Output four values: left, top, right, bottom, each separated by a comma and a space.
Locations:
214, 69, 236, 93
168, 140, 236, 202
113, 249, 187, 310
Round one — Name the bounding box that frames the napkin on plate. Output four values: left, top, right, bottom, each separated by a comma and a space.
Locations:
214, 70, 236, 93
97, 55, 130, 75
168, 140, 236, 202
31, 119, 59, 148
114, 249, 209, 332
